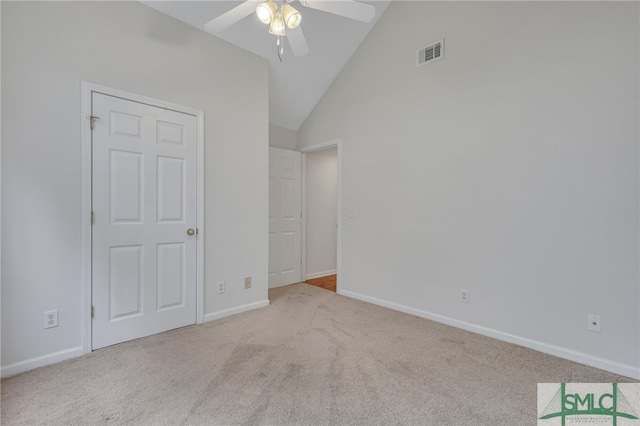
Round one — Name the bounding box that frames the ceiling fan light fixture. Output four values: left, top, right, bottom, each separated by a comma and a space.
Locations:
282, 4, 301, 29
269, 11, 286, 36
256, 1, 276, 24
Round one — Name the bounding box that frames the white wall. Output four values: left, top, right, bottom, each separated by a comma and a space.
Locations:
0, 1, 3, 370
269, 124, 297, 150
298, 2, 640, 378
1, 1, 269, 375
305, 148, 337, 279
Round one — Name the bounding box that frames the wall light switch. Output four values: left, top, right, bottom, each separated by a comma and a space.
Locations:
347, 208, 357, 218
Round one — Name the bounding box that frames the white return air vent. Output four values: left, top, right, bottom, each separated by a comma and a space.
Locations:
417, 39, 444, 67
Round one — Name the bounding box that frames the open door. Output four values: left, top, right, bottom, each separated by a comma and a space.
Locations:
269, 147, 302, 288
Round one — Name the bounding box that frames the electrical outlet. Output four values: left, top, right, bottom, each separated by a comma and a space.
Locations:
588, 314, 601, 333
244, 277, 252, 289
44, 310, 59, 329
217, 281, 225, 294
460, 289, 469, 304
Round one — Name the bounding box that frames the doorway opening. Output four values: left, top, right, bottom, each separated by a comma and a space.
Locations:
301, 140, 341, 293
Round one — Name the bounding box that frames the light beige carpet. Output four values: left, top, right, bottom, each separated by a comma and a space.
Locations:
1, 283, 635, 425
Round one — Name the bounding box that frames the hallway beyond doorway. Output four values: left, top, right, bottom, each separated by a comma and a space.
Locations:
304, 274, 336, 292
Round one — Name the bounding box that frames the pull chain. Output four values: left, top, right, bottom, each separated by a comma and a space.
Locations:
277, 35, 284, 62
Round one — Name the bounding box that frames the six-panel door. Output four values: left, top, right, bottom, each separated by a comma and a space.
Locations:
91, 93, 197, 349
269, 147, 302, 288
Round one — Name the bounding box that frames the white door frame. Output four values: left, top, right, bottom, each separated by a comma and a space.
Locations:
80, 81, 205, 354
300, 139, 342, 292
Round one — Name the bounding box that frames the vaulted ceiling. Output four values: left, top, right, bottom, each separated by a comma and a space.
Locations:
142, 1, 390, 130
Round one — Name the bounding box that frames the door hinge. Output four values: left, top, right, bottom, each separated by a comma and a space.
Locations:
91, 305, 95, 319
89, 115, 100, 130
91, 211, 95, 225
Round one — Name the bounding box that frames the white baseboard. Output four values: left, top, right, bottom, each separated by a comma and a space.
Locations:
203, 299, 270, 323
1, 346, 84, 378
338, 289, 640, 380
305, 269, 337, 280
2, 300, 270, 378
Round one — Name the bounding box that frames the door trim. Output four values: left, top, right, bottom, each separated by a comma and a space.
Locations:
80, 81, 205, 354
300, 140, 342, 292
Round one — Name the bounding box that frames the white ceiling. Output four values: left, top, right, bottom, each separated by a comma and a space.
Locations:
142, 0, 390, 130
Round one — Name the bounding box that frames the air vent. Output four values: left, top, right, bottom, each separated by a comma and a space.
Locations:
417, 39, 444, 67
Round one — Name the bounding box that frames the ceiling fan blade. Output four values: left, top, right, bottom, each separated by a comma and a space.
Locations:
300, 0, 375, 23
287, 27, 309, 56
204, 1, 257, 33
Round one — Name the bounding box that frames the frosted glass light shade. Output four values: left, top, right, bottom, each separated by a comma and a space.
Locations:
269, 12, 286, 36
256, 1, 276, 24
282, 4, 301, 29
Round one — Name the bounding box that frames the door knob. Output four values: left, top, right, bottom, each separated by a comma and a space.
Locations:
187, 228, 195, 236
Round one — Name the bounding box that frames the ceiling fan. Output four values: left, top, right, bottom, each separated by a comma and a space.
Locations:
204, 0, 375, 59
